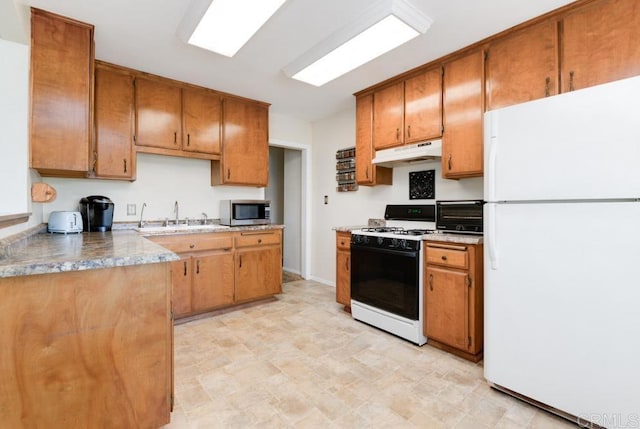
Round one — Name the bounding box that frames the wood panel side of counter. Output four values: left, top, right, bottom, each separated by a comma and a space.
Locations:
0, 263, 171, 428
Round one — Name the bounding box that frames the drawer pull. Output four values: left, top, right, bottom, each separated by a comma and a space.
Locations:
441, 255, 447, 261
189, 244, 195, 249
258, 239, 262, 244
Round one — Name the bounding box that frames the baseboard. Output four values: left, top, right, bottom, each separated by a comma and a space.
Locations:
310, 276, 334, 287
283, 267, 301, 276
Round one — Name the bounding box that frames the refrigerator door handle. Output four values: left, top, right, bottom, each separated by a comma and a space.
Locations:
487, 204, 498, 270
487, 135, 498, 202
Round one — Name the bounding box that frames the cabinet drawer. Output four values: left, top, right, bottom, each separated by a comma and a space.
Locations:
336, 232, 351, 250
235, 230, 281, 248
425, 243, 468, 269
149, 233, 233, 253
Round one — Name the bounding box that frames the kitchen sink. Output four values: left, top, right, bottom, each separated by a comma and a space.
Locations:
136, 224, 230, 234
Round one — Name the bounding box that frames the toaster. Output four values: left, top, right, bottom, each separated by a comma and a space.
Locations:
48, 211, 83, 234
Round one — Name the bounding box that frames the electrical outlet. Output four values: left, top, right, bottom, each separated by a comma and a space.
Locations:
127, 204, 136, 216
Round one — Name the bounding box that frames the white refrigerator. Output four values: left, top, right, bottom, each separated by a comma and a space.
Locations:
484, 76, 640, 427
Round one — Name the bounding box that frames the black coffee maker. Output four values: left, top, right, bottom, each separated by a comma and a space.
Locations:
79, 196, 114, 232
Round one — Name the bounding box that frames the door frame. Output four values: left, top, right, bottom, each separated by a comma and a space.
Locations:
269, 138, 311, 279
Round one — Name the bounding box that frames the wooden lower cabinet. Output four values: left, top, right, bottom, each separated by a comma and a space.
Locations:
192, 250, 234, 311
234, 230, 283, 302
171, 255, 192, 316
424, 241, 483, 362
335, 231, 351, 309
0, 263, 172, 428
150, 229, 282, 318
235, 246, 282, 302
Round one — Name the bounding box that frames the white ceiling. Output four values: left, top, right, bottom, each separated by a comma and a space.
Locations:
7, 0, 576, 122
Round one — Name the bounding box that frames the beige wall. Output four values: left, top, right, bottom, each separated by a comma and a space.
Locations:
309, 106, 483, 285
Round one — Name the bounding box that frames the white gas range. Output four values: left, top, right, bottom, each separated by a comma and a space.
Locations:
349, 206, 438, 346
349, 202, 483, 345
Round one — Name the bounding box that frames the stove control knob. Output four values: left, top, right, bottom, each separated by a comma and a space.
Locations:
363, 236, 370, 245
400, 239, 408, 249
391, 238, 399, 248
377, 237, 385, 246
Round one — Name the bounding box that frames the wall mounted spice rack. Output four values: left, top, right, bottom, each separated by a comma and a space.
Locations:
336, 147, 357, 192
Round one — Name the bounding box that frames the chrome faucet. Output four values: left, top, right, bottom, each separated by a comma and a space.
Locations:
173, 201, 179, 225
201, 212, 208, 225
138, 202, 147, 228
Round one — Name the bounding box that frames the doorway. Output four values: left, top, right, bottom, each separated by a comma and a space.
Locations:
267, 140, 310, 279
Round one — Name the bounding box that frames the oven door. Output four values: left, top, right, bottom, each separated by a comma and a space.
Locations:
350, 244, 419, 320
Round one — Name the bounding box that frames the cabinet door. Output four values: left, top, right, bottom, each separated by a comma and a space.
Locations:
442, 50, 485, 179
373, 82, 404, 149
404, 68, 443, 143
355, 95, 392, 186
182, 87, 221, 155
336, 249, 351, 306
425, 267, 469, 351
562, 0, 640, 93
94, 65, 135, 179
30, 9, 93, 176
135, 77, 182, 150
192, 250, 234, 311
235, 246, 282, 302
487, 19, 559, 110
171, 256, 192, 317
218, 97, 269, 186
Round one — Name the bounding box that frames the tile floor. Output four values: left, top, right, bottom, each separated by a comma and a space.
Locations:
163, 280, 577, 428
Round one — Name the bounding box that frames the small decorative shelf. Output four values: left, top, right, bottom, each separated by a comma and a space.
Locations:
336, 147, 357, 192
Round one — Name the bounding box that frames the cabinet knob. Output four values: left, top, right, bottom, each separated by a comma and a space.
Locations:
174, 131, 177, 144
544, 77, 551, 97
189, 244, 195, 249
258, 239, 262, 244
429, 273, 434, 291
569, 71, 575, 92
123, 158, 127, 173
441, 255, 447, 261
448, 154, 452, 171
407, 125, 411, 138
183, 261, 187, 276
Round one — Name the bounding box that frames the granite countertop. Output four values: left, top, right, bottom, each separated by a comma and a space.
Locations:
332, 226, 366, 232
0, 223, 286, 279
423, 233, 483, 245
0, 230, 178, 279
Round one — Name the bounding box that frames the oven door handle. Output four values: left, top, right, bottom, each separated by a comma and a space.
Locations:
351, 245, 419, 259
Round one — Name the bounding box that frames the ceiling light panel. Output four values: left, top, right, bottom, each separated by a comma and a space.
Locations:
188, 0, 286, 57
283, 0, 433, 86
292, 15, 419, 87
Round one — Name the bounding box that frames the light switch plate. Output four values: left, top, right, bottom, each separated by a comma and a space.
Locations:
127, 204, 136, 215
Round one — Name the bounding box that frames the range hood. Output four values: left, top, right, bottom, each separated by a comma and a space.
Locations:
371, 139, 442, 167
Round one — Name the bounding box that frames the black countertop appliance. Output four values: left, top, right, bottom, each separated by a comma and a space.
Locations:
79, 195, 114, 232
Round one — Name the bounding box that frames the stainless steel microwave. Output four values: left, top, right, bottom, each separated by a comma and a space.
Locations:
220, 200, 271, 226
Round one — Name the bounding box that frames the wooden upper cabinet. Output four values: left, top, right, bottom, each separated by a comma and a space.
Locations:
213, 97, 269, 187
94, 64, 135, 180
561, 0, 640, 93
135, 77, 182, 150
487, 19, 559, 110
182, 87, 222, 155
373, 82, 404, 149
29, 8, 93, 177
355, 94, 392, 186
404, 67, 443, 143
442, 50, 485, 179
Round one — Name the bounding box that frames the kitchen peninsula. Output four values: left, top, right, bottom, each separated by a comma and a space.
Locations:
0, 228, 177, 428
